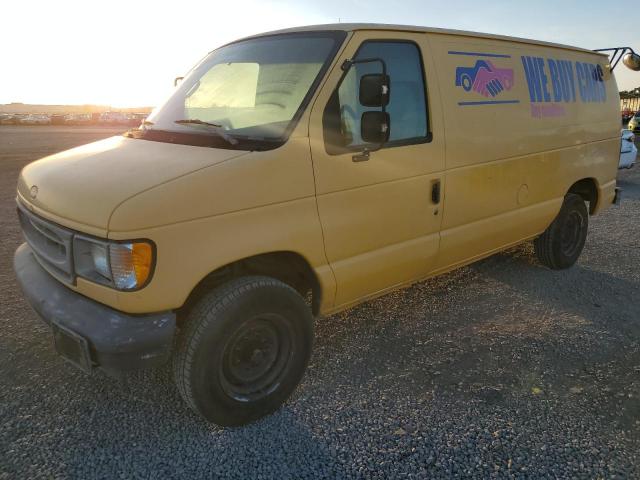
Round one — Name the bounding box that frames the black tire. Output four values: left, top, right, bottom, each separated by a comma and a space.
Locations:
173, 276, 313, 426
534, 193, 588, 270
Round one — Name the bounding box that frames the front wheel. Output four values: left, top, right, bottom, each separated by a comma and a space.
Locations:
534, 193, 588, 270
173, 276, 314, 426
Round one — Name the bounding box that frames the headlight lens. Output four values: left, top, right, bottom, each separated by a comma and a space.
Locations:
73, 237, 154, 290
90, 243, 111, 279
109, 242, 153, 290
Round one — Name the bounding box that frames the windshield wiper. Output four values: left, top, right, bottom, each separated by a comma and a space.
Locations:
174, 119, 238, 145
175, 118, 221, 128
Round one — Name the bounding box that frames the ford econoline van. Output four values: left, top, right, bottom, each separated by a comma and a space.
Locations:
13, 24, 637, 425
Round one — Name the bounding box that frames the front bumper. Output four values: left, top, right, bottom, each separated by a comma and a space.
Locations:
13, 243, 176, 375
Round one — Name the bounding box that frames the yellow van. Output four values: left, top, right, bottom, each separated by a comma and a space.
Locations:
13, 24, 637, 425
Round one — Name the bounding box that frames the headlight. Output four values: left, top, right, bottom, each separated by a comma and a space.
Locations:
73, 237, 154, 290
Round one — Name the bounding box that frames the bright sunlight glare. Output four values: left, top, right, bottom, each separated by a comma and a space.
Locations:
2, 0, 638, 108
1, 0, 328, 107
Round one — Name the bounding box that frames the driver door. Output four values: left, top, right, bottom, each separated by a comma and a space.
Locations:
309, 31, 445, 309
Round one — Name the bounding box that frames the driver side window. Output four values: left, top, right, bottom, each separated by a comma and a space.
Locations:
324, 40, 429, 153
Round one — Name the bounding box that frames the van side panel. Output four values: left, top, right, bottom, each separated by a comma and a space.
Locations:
427, 33, 619, 269
308, 31, 446, 309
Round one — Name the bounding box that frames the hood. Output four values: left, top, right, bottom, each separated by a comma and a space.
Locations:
17, 136, 248, 232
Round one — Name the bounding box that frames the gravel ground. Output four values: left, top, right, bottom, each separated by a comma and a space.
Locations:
1, 126, 639, 479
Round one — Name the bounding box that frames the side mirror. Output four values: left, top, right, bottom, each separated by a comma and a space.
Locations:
623, 53, 640, 71
174, 76, 184, 87
361, 111, 390, 144
359, 73, 390, 107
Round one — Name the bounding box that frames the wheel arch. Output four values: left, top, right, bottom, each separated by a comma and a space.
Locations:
568, 177, 599, 215
178, 251, 322, 322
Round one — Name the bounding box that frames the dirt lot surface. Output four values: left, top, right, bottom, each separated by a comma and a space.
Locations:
1, 126, 639, 479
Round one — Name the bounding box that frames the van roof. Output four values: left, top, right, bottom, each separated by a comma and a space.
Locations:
240, 23, 606, 58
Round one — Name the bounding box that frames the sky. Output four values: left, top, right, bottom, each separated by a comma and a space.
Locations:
2, 0, 639, 107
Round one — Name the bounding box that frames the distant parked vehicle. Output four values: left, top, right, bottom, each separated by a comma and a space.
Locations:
628, 111, 640, 133
19, 114, 50, 125
620, 129, 637, 169
0, 114, 17, 125
100, 112, 129, 125
127, 113, 148, 127
64, 114, 92, 125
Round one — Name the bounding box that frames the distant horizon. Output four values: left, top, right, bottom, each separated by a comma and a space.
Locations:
1, 101, 154, 109
0, 102, 154, 115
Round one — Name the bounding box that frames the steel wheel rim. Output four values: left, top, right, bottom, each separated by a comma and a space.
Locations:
219, 314, 293, 402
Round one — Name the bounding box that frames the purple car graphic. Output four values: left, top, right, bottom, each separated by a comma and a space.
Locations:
455, 60, 514, 98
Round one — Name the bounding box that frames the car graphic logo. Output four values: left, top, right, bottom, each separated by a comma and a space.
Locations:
29, 185, 38, 199
455, 60, 514, 98
448, 51, 520, 106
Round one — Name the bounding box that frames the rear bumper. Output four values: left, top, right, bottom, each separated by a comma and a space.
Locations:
593, 180, 618, 214
13, 243, 176, 375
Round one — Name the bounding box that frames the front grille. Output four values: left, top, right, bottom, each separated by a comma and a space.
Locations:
17, 202, 75, 284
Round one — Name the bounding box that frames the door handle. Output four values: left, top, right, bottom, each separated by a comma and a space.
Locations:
431, 180, 441, 204
352, 150, 370, 162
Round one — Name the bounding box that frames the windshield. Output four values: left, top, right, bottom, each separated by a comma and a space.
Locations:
140, 32, 345, 150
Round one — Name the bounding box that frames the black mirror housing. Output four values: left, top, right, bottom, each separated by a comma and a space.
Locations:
359, 74, 390, 107
361, 111, 390, 144
623, 53, 640, 71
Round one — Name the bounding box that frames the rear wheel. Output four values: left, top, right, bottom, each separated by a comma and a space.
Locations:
534, 193, 588, 270
173, 276, 313, 426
